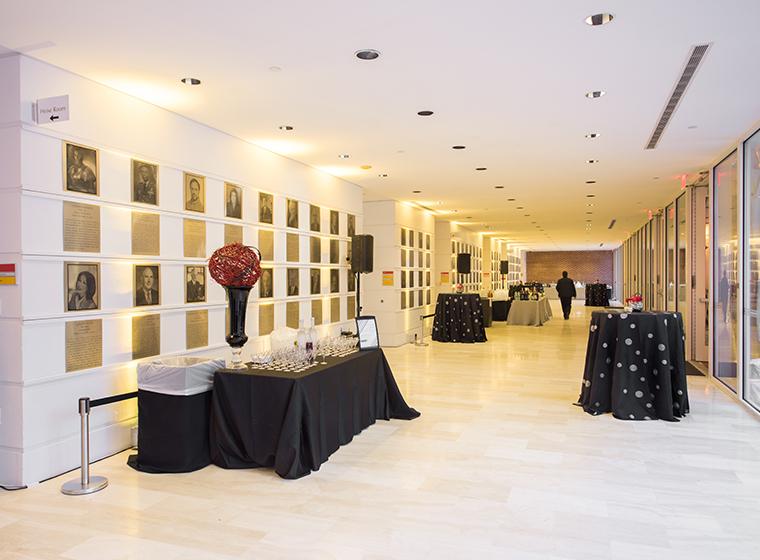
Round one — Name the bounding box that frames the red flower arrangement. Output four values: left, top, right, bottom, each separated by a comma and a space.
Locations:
208, 243, 262, 287
625, 293, 644, 311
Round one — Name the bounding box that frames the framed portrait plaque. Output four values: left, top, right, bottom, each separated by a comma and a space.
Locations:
64, 262, 100, 312
184, 172, 205, 213
131, 159, 158, 205
64, 142, 98, 195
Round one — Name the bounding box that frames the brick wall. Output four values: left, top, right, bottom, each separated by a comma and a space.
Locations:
526, 251, 613, 284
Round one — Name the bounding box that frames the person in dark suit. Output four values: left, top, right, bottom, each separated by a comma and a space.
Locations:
556, 271, 577, 320
186, 267, 205, 303
136, 266, 159, 306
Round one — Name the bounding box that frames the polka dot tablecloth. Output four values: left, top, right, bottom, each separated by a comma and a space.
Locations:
432, 293, 488, 343
577, 310, 689, 421
584, 283, 610, 307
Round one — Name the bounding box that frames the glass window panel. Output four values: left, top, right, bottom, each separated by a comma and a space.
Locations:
676, 194, 687, 312
713, 150, 739, 392
666, 203, 676, 311
744, 130, 760, 408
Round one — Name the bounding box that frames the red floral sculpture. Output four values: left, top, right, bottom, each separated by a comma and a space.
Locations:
208, 243, 262, 287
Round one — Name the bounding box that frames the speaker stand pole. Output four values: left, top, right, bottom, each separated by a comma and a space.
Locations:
355, 272, 362, 317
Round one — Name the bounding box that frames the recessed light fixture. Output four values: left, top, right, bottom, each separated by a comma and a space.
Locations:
516, 206, 524, 210
355, 49, 380, 60
653, 176, 660, 180
494, 185, 504, 189
278, 125, 294, 131
338, 154, 350, 159
585, 90, 606, 99
412, 190, 421, 193
587, 203, 594, 207
585, 133, 600, 139
586, 211, 593, 214
466, 216, 473, 219
523, 214, 530, 217
585, 13, 614, 26
360, 165, 372, 170
268, 66, 282, 72
587, 159, 599, 164
688, 125, 698, 129
180, 77, 201, 86
475, 167, 487, 171
417, 110, 434, 116
378, 173, 388, 178
452, 145, 466, 150
585, 180, 596, 184
586, 194, 596, 198
507, 198, 516, 201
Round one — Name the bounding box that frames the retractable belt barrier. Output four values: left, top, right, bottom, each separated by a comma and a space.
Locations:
61, 391, 137, 496
414, 313, 436, 347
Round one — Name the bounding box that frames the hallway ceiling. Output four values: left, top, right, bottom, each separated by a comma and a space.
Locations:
2, 0, 760, 250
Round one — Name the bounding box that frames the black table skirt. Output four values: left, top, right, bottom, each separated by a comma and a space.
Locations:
577, 311, 689, 421
585, 284, 610, 307
127, 389, 212, 473
209, 349, 419, 479
431, 293, 487, 343
492, 300, 512, 321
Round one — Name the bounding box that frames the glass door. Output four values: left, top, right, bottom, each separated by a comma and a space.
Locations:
713, 150, 739, 392
691, 186, 710, 363
744, 130, 760, 410
666, 203, 676, 311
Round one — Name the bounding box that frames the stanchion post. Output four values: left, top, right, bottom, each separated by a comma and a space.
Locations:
61, 397, 108, 496
414, 314, 429, 347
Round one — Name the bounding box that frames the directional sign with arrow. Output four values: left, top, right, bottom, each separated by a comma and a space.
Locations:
36, 95, 69, 124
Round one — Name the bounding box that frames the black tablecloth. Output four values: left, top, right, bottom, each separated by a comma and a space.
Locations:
431, 293, 487, 343
209, 349, 420, 479
585, 284, 611, 307
127, 389, 212, 473
481, 297, 492, 327
492, 300, 512, 321
577, 311, 689, 421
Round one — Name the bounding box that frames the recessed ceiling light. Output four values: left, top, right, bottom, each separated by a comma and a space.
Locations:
452, 145, 466, 150
180, 77, 201, 85
587, 159, 599, 164
585, 90, 606, 99
524, 214, 530, 217
587, 203, 594, 207
586, 211, 593, 214
412, 190, 421, 193
466, 216, 473, 219
475, 167, 487, 171
585, 133, 600, 139
507, 198, 516, 201
586, 194, 596, 198
338, 154, 350, 159
494, 185, 504, 189
360, 165, 372, 170
278, 125, 294, 131
268, 66, 282, 72
653, 176, 660, 180
516, 206, 524, 210
586, 180, 596, 184
378, 173, 388, 178
688, 125, 698, 129
355, 49, 380, 60
585, 13, 614, 26
417, 110, 434, 116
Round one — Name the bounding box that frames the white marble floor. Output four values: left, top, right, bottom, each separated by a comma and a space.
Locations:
3, 301, 760, 559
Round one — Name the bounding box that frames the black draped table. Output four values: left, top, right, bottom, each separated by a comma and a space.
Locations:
431, 293, 487, 343
577, 311, 689, 421
210, 349, 419, 479
585, 284, 611, 307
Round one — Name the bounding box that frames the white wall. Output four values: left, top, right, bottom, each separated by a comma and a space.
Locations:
362, 201, 436, 347
0, 55, 363, 486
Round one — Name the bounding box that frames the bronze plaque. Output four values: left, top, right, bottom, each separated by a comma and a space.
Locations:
131, 211, 160, 255
330, 210, 339, 235
330, 297, 341, 323
186, 309, 208, 349
224, 223, 243, 245
311, 299, 323, 326
63, 201, 100, 253
329, 239, 339, 264
286, 233, 299, 262
287, 268, 299, 296
259, 304, 274, 336
347, 296, 356, 320
183, 218, 206, 258
65, 319, 102, 372
259, 229, 274, 261
347, 214, 356, 237
309, 204, 321, 232
64, 142, 98, 195
259, 268, 273, 298
225, 183, 243, 219
310, 237, 321, 263
259, 192, 273, 224
132, 314, 161, 360
286, 301, 299, 329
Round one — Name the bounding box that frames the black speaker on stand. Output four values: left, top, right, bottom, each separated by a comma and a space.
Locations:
500, 260, 509, 289
350, 234, 374, 317
456, 253, 471, 289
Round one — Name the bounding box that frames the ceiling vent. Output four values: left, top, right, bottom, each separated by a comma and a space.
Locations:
608, 219, 616, 230
645, 44, 711, 150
